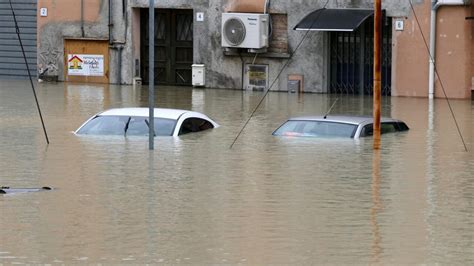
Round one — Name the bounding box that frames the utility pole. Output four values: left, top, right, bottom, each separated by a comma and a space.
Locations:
373, 0, 382, 150
148, 0, 155, 150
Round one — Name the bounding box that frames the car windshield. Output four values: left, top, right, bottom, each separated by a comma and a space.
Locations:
273, 120, 357, 138
76, 116, 176, 136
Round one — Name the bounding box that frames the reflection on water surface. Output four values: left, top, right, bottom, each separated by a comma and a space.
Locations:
0, 80, 472, 264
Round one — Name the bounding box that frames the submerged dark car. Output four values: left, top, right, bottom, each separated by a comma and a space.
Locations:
273, 115, 409, 139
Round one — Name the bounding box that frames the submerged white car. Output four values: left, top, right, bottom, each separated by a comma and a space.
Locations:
273, 115, 409, 139
75, 108, 219, 137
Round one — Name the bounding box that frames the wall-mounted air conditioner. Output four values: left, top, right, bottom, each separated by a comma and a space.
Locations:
436, 0, 470, 4
221, 13, 269, 49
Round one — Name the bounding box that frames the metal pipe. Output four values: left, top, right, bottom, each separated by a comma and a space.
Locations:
428, 0, 438, 99
148, 0, 155, 150
108, 0, 113, 44
264, 0, 270, 14
118, 46, 122, 84
81, 0, 85, 37
373, 0, 382, 150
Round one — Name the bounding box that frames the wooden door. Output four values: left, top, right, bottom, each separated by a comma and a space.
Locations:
64, 39, 109, 83
141, 9, 193, 85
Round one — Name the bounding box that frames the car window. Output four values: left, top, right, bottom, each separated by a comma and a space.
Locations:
360, 122, 409, 137
126, 117, 148, 136
179, 118, 214, 135
396, 122, 409, 131
153, 118, 176, 136
381, 123, 397, 134
125, 117, 176, 136
273, 120, 357, 138
77, 116, 177, 136
76, 116, 129, 135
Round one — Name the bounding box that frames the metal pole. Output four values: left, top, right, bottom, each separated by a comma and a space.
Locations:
8, 0, 49, 144
148, 0, 155, 150
373, 0, 381, 150
428, 0, 438, 99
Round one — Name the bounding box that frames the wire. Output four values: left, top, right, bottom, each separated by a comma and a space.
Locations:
251, 53, 258, 65
229, 0, 331, 149
408, 0, 468, 152
8, 0, 50, 144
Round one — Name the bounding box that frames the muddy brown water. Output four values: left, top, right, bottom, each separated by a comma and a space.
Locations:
0, 80, 472, 264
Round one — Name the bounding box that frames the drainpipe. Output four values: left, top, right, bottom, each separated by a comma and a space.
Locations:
428, 0, 437, 99
81, 0, 85, 37
108, 0, 113, 45
117, 46, 123, 84
429, 0, 469, 98
264, 0, 270, 14
109, 0, 128, 84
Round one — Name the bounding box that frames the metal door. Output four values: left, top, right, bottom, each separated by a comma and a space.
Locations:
329, 16, 392, 95
141, 9, 193, 85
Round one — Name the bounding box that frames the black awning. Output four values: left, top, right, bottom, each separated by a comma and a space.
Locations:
294, 8, 374, 32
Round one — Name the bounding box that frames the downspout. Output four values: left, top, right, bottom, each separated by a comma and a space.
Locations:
118, 46, 123, 84
428, 0, 437, 99
81, 0, 85, 37
109, 0, 128, 84
264, 0, 270, 14
108, 0, 113, 45
264, 0, 272, 37
429, 0, 469, 98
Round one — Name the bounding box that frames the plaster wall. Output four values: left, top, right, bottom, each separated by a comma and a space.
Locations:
38, 0, 473, 99
393, 1, 472, 99
435, 6, 472, 99
392, 1, 430, 97
126, 0, 423, 91
37, 0, 108, 80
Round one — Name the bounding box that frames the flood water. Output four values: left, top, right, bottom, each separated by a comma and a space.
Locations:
0, 80, 472, 264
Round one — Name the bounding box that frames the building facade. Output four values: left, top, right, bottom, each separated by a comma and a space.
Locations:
30, 0, 474, 99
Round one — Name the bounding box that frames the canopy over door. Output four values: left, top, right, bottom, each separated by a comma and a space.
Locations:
294, 8, 374, 32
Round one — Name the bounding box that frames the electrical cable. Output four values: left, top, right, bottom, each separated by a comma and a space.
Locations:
408, 0, 468, 152
230, 0, 331, 149
8, 0, 50, 144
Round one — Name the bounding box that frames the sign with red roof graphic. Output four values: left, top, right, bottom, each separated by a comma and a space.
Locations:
68, 54, 104, 76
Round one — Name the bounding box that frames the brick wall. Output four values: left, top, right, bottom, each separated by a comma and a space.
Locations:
268, 14, 288, 54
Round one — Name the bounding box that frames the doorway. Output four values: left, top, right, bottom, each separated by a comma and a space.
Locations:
141, 9, 193, 85
329, 15, 392, 95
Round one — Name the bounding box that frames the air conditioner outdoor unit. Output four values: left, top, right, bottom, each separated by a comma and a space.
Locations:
222, 13, 269, 49
437, 0, 470, 4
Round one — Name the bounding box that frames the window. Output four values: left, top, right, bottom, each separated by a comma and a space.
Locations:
179, 118, 214, 135
76, 116, 177, 136
126, 117, 149, 136
360, 122, 409, 137
77, 116, 129, 135
153, 118, 177, 136
273, 120, 357, 138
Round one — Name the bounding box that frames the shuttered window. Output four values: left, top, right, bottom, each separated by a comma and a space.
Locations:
0, 0, 37, 79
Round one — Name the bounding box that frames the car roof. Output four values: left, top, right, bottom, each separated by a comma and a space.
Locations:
98, 108, 194, 120
287, 115, 401, 125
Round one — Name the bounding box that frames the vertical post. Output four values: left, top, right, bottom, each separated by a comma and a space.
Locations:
428, 1, 438, 99
373, 0, 382, 150
148, 0, 155, 150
